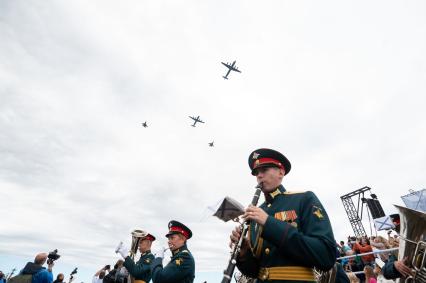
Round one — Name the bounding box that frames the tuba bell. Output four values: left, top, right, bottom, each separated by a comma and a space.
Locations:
395, 205, 426, 283
130, 229, 148, 260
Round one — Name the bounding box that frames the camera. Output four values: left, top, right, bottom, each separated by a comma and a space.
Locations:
70, 268, 78, 280
47, 249, 61, 264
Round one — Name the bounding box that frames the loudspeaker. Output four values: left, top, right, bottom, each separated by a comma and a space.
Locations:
366, 198, 385, 219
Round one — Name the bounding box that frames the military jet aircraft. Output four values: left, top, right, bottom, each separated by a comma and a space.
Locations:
208, 141, 214, 147
221, 60, 241, 80
141, 121, 148, 128
189, 116, 204, 127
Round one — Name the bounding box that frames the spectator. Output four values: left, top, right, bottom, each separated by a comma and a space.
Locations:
339, 240, 351, 267
341, 241, 352, 253
363, 265, 377, 283
348, 247, 365, 283
373, 259, 394, 283
53, 274, 64, 283
347, 236, 357, 250
353, 237, 375, 266
387, 232, 400, 250
92, 267, 107, 283
103, 260, 125, 283
345, 250, 356, 272
370, 236, 390, 262
0, 271, 6, 283
347, 272, 360, 283
20, 253, 54, 283
116, 267, 128, 283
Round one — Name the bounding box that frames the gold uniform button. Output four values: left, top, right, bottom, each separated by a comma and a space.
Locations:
264, 248, 270, 255
267, 204, 272, 207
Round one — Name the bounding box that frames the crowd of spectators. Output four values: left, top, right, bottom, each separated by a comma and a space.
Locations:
337, 231, 401, 283
1, 254, 129, 283
92, 260, 127, 283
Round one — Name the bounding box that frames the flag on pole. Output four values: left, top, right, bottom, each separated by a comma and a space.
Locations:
374, 215, 395, 231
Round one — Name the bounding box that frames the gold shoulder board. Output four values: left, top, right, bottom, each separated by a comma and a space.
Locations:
284, 190, 306, 195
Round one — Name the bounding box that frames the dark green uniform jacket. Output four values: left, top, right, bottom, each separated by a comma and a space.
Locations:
237, 185, 337, 282
382, 255, 402, 279
124, 251, 155, 283
150, 244, 195, 283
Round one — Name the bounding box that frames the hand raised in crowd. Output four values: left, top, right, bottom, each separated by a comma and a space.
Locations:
47, 261, 54, 272
242, 205, 268, 226
229, 226, 249, 258
394, 257, 414, 278
45, 253, 54, 272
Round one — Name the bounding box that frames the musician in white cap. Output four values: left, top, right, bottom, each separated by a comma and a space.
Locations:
116, 233, 156, 283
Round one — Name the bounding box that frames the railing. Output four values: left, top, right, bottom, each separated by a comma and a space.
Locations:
337, 248, 399, 274
337, 247, 399, 260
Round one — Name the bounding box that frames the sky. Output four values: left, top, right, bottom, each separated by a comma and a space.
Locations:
1, 0, 426, 282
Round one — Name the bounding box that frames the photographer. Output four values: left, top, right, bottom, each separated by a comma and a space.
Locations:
20, 253, 54, 283
92, 266, 109, 283
53, 274, 64, 283
102, 260, 124, 283
0, 271, 6, 283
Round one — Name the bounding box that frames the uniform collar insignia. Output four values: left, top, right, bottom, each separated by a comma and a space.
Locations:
268, 185, 286, 199
269, 188, 281, 199
172, 244, 187, 256
252, 152, 260, 159
141, 251, 150, 256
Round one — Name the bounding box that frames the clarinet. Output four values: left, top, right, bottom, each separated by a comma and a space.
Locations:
221, 183, 263, 283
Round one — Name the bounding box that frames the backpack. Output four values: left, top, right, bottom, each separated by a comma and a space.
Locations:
8, 275, 33, 283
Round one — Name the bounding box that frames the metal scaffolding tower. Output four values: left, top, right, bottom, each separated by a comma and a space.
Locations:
340, 186, 372, 237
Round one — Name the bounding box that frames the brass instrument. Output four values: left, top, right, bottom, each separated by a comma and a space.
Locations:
395, 205, 426, 283
130, 229, 148, 260
221, 183, 263, 283
126, 229, 148, 283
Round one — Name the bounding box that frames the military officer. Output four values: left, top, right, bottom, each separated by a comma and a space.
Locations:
116, 233, 156, 283
230, 148, 338, 282
150, 220, 195, 283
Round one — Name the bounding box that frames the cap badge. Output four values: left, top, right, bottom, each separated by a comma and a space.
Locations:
252, 152, 260, 159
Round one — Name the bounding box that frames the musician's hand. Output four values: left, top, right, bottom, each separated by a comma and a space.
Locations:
229, 226, 249, 258
243, 205, 268, 226
153, 246, 166, 259
394, 257, 414, 278
115, 241, 129, 259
